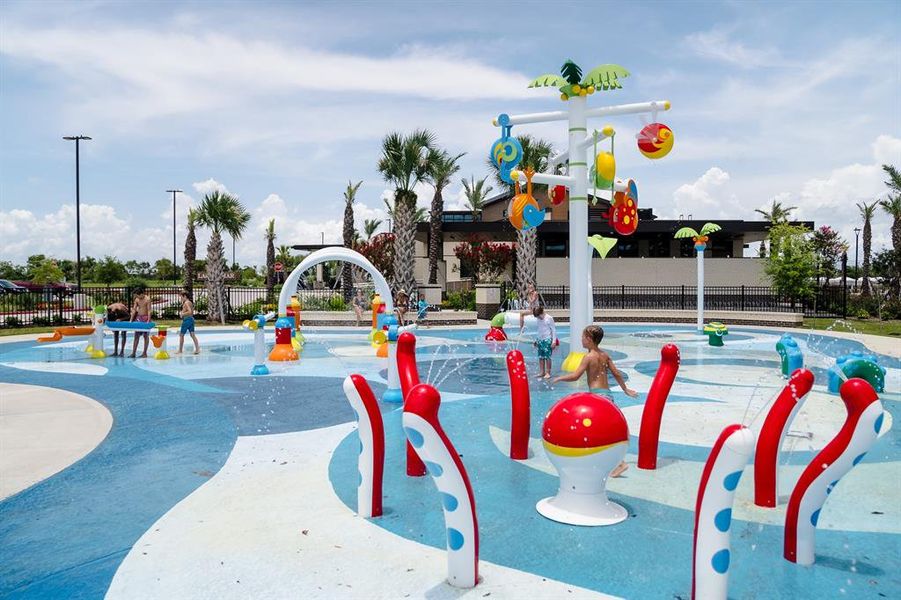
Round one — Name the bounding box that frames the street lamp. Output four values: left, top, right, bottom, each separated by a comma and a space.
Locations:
62, 135, 91, 289
167, 189, 182, 285
853, 227, 861, 291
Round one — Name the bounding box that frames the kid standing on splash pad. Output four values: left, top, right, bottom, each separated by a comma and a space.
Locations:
176, 290, 200, 355
129, 287, 152, 358
533, 305, 557, 379
107, 301, 129, 357
552, 325, 637, 476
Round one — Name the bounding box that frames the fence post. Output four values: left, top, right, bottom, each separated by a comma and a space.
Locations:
741, 285, 745, 312
621, 284, 625, 310
681, 285, 685, 310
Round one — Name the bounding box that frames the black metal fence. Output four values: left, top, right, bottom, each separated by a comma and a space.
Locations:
0, 285, 377, 328
517, 285, 846, 318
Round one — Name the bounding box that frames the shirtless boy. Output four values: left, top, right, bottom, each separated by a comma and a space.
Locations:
107, 301, 129, 357
129, 286, 152, 358
176, 290, 200, 354
552, 325, 637, 477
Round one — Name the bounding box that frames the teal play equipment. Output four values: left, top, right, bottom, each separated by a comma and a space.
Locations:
828, 351, 885, 394
776, 334, 804, 378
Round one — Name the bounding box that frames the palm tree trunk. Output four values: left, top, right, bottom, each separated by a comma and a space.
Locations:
265, 239, 275, 302
515, 227, 537, 300
392, 191, 417, 295
183, 224, 196, 295
861, 219, 873, 298
428, 189, 443, 285
342, 201, 354, 302
206, 231, 226, 323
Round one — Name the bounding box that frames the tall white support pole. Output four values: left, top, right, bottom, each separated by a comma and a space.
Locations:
567, 96, 591, 363
697, 248, 705, 332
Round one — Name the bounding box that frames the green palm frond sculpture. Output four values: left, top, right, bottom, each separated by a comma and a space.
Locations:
675, 223, 721, 245
528, 60, 630, 100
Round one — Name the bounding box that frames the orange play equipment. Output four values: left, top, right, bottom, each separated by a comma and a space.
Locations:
37, 326, 95, 343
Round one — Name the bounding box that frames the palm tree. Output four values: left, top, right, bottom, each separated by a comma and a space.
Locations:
183, 208, 197, 296
363, 218, 382, 241
754, 199, 798, 257
857, 201, 878, 297
276, 244, 294, 268
881, 164, 901, 253
194, 191, 251, 323
342, 180, 363, 300
461, 176, 493, 221
427, 150, 465, 285
377, 129, 437, 294
265, 218, 276, 302
487, 135, 554, 300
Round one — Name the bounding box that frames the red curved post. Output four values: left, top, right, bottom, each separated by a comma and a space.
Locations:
784, 378, 883, 565
342, 374, 385, 518
638, 344, 680, 470
753, 368, 815, 508
397, 331, 426, 477
505, 350, 530, 460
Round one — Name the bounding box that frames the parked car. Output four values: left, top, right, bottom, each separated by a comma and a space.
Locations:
12, 281, 77, 296
0, 279, 28, 294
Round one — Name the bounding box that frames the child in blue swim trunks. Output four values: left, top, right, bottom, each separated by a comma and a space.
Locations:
553, 325, 637, 476
533, 305, 557, 379
176, 290, 200, 355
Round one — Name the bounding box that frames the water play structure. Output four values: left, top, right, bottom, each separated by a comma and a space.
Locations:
505, 349, 530, 460
278, 246, 403, 403
342, 374, 385, 519
754, 368, 815, 508
784, 378, 884, 565
403, 382, 479, 588
692, 424, 755, 600
397, 331, 426, 477
490, 59, 673, 368
674, 223, 721, 333
637, 344, 680, 470
150, 325, 169, 360
243, 314, 271, 375
828, 351, 886, 393
703, 322, 728, 346
38, 305, 158, 359
776, 333, 804, 378
536, 392, 629, 526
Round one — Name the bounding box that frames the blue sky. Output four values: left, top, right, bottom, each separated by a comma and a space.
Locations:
1, 0, 899, 265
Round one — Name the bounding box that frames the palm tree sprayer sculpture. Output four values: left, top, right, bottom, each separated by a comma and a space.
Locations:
674, 222, 721, 332
490, 59, 673, 369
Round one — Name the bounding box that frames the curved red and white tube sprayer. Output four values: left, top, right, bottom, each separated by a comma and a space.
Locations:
784, 378, 884, 566
692, 424, 755, 600
638, 343, 680, 470
403, 383, 479, 588
342, 374, 385, 518
753, 368, 814, 508
397, 331, 427, 477
506, 349, 530, 460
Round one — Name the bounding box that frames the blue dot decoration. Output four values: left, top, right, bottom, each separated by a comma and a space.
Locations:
424, 461, 444, 477
441, 492, 459, 512
723, 471, 742, 491
852, 453, 866, 466
714, 508, 732, 533
810, 509, 821, 527
826, 480, 838, 495
447, 527, 465, 551
711, 549, 730, 574
874, 413, 884, 435
404, 427, 424, 448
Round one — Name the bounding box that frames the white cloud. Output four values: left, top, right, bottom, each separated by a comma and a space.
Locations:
671, 167, 742, 219
684, 28, 781, 68
192, 178, 230, 197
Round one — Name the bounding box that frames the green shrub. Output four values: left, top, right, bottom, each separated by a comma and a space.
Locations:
72, 313, 84, 324
444, 290, 475, 311
327, 295, 346, 311
33, 316, 50, 326
5, 316, 21, 327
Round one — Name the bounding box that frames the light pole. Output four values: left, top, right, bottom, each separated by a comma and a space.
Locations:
167, 189, 182, 285
63, 135, 91, 289
853, 227, 861, 291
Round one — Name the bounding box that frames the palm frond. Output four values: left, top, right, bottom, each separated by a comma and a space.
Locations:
528, 73, 567, 88
674, 227, 699, 239
699, 222, 722, 236
856, 200, 879, 219
882, 164, 901, 194
582, 64, 630, 90
560, 60, 582, 85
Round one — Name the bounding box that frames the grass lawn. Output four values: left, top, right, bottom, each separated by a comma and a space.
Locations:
802, 317, 901, 338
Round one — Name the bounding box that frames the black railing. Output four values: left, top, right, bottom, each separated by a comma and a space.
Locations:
528, 285, 846, 318
0, 285, 377, 328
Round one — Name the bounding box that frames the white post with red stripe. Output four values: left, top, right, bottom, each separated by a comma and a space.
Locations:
342, 374, 385, 519
692, 424, 755, 600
